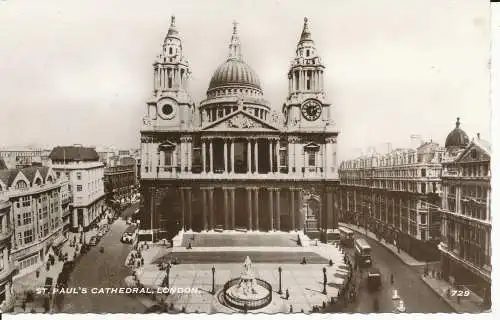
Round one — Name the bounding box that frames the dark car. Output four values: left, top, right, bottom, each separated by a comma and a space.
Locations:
367, 268, 382, 291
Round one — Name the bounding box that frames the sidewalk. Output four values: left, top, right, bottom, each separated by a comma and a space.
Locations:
339, 222, 425, 267
421, 276, 487, 313
12, 232, 82, 312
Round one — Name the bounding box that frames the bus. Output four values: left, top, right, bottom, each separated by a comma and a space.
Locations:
354, 238, 372, 266
338, 226, 355, 247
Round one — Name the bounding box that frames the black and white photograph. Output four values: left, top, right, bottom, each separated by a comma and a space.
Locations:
0, 0, 494, 315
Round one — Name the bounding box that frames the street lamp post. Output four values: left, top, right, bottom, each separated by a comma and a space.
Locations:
166, 263, 171, 287
211, 266, 216, 295
278, 266, 283, 294
322, 267, 327, 295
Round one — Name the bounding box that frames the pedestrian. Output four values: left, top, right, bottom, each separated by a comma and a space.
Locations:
390, 273, 394, 284
285, 288, 290, 300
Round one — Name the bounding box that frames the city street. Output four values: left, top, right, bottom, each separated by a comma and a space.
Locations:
342, 232, 453, 313
54, 203, 147, 313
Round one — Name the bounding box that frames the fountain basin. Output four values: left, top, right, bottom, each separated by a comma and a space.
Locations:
222, 278, 272, 310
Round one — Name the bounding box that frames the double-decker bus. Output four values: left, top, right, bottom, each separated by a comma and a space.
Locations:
354, 238, 372, 266
338, 226, 355, 247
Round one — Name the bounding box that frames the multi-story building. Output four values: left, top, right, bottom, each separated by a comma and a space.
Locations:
104, 164, 136, 203
59, 177, 72, 234
139, 17, 340, 241
438, 118, 491, 307
0, 196, 15, 311
0, 148, 51, 169
338, 141, 444, 260
120, 157, 138, 186
0, 166, 64, 277
49, 145, 105, 232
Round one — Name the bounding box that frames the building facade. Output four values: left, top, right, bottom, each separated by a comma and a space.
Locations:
0, 166, 64, 277
0, 196, 15, 311
438, 119, 491, 307
139, 17, 340, 241
49, 146, 105, 232
338, 141, 443, 261
104, 164, 136, 203
0, 148, 51, 169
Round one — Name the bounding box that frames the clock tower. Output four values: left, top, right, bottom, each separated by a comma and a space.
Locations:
143, 16, 195, 131
282, 17, 334, 132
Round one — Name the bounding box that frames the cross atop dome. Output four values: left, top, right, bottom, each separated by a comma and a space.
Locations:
170, 15, 176, 27
456, 117, 461, 128
228, 20, 242, 61
299, 16, 313, 43
233, 20, 238, 34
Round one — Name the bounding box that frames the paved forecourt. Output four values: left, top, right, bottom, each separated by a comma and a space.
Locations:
132, 231, 349, 313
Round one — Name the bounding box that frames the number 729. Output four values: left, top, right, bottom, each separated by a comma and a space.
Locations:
451, 290, 470, 297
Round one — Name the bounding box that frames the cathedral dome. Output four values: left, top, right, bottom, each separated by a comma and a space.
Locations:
208, 59, 261, 91
445, 117, 469, 148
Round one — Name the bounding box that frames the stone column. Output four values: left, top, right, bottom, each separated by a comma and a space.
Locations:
290, 188, 296, 230
247, 140, 252, 174
230, 188, 235, 230
223, 139, 228, 173
269, 140, 273, 173
172, 145, 177, 173
187, 139, 192, 173
223, 188, 229, 230
254, 188, 259, 230
276, 189, 281, 230
202, 189, 208, 230
326, 187, 333, 230
254, 139, 259, 174
247, 188, 253, 230
180, 140, 185, 172
275, 139, 280, 173
202, 141, 207, 173
297, 189, 304, 230
187, 188, 192, 230
209, 139, 214, 173
268, 188, 274, 230
230, 139, 235, 173
209, 188, 214, 229
180, 188, 186, 230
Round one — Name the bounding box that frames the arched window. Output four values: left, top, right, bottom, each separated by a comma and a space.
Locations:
16, 180, 28, 189
47, 176, 53, 183
169, 47, 173, 55
35, 178, 42, 186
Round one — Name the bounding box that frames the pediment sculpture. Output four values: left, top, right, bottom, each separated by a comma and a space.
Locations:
228, 114, 261, 129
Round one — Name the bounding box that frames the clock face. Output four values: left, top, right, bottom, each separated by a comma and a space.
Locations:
162, 104, 173, 116
301, 99, 322, 121
158, 102, 176, 120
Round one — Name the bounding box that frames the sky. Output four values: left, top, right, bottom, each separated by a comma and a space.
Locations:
0, 0, 492, 161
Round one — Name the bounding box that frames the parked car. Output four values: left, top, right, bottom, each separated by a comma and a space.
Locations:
121, 225, 137, 244
89, 236, 98, 246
